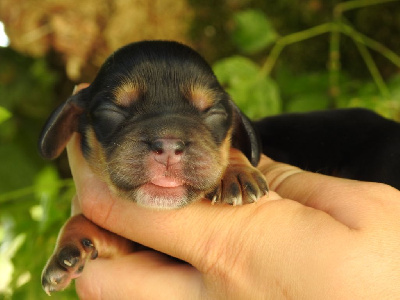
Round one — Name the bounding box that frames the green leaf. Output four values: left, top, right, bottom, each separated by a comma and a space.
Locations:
34, 165, 60, 201
232, 9, 278, 54
213, 56, 281, 119
335, 75, 400, 120
0, 144, 37, 193
239, 76, 281, 119
33, 165, 67, 231
0, 106, 11, 124
214, 56, 259, 86
286, 94, 330, 112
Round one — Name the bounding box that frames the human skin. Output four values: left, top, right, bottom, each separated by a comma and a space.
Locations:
65, 134, 400, 299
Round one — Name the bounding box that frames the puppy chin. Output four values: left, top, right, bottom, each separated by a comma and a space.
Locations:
134, 184, 194, 210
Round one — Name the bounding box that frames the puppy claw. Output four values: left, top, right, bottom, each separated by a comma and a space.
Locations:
247, 192, 258, 203
63, 259, 73, 267
44, 287, 52, 297
206, 185, 222, 205
232, 196, 242, 206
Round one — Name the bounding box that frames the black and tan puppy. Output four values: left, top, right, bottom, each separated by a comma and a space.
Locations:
39, 41, 268, 294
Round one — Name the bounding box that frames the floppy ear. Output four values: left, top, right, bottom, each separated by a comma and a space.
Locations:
38, 90, 86, 159
230, 102, 261, 166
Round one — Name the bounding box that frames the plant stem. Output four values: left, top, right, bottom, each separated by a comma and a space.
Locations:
261, 23, 333, 76
340, 23, 400, 68
0, 179, 74, 204
353, 37, 391, 98
260, 0, 400, 105
329, 22, 341, 104
335, 0, 399, 15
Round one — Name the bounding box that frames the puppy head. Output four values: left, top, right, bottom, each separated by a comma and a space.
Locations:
39, 41, 260, 209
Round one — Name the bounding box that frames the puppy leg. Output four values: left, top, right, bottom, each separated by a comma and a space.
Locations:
41, 213, 135, 295
208, 148, 269, 205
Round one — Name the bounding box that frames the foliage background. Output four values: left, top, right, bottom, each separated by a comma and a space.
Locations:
1, 0, 400, 298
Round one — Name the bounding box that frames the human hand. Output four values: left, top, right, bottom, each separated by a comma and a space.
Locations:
67, 134, 400, 299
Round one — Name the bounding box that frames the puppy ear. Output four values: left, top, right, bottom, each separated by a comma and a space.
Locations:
231, 102, 261, 166
38, 89, 87, 159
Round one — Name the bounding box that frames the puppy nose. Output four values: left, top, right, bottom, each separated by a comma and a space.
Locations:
150, 138, 185, 166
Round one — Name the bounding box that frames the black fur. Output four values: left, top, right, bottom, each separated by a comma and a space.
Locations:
254, 108, 400, 190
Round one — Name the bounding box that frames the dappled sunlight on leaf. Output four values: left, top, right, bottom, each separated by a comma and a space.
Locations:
213, 56, 281, 118
232, 9, 278, 54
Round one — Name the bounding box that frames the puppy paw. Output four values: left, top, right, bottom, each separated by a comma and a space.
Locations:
41, 238, 97, 295
207, 150, 268, 205
41, 213, 134, 295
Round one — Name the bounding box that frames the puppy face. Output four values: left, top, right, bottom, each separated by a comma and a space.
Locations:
86, 48, 233, 208
39, 41, 260, 209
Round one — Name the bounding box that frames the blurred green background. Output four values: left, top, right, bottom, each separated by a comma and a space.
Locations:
1, 0, 400, 298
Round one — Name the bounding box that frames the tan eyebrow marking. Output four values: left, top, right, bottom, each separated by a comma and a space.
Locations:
113, 82, 142, 107
185, 85, 218, 111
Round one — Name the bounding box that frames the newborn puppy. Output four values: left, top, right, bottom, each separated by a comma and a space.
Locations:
39, 40, 268, 294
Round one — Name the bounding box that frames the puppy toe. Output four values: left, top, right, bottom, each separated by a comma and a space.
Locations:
223, 180, 243, 206
254, 172, 269, 197
239, 177, 259, 203
57, 245, 82, 268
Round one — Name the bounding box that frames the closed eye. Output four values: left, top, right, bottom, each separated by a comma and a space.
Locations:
91, 103, 129, 141
92, 103, 128, 120
93, 102, 127, 117
205, 103, 228, 118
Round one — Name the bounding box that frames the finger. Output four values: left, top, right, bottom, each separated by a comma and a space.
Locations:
75, 251, 201, 300
71, 195, 82, 215
258, 155, 400, 228
67, 134, 116, 222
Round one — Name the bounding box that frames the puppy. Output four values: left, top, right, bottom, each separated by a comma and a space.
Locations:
39, 40, 268, 294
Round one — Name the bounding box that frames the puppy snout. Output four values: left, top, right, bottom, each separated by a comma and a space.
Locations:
150, 138, 185, 166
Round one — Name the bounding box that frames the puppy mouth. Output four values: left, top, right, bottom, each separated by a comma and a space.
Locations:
150, 176, 185, 188
127, 174, 189, 209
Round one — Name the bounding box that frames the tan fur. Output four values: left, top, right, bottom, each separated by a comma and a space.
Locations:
85, 128, 109, 182
113, 82, 142, 107
183, 84, 220, 111
220, 127, 233, 169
